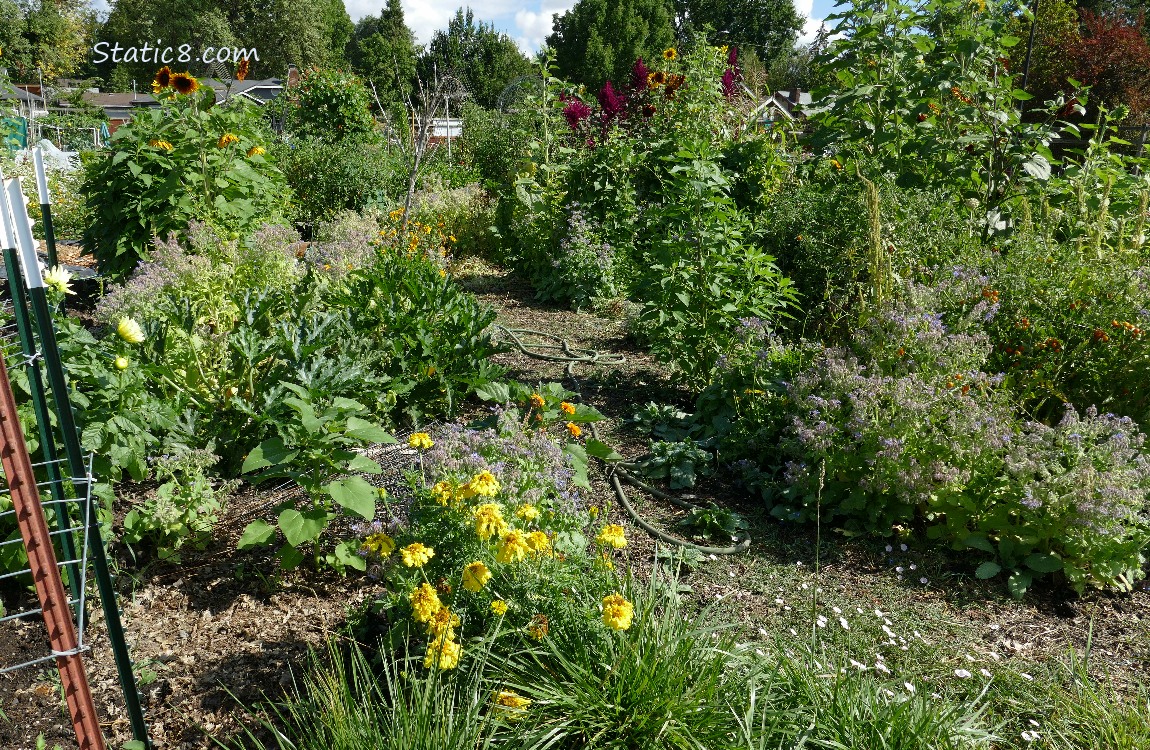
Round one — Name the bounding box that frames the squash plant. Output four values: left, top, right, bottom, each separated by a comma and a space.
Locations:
237, 383, 396, 571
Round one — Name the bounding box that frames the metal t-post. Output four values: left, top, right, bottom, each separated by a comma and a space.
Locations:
3, 177, 152, 748
2, 247, 84, 609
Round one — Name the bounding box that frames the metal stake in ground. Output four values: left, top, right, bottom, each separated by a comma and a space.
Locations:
3, 175, 152, 748
0, 345, 107, 750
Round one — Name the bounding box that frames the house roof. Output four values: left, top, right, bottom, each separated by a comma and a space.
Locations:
197, 78, 285, 104
0, 81, 42, 104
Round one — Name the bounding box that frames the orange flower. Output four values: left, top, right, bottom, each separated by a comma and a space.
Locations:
236, 58, 251, 81
171, 71, 199, 95
566, 422, 582, 438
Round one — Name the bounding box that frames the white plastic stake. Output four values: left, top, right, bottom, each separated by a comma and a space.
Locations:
2, 178, 44, 289
0, 176, 15, 252
32, 147, 51, 205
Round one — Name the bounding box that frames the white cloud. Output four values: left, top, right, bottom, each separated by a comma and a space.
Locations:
513, 2, 573, 56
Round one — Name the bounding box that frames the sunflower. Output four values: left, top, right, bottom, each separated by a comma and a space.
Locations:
246, 145, 266, 158
662, 47, 678, 61
151, 66, 172, 93
217, 133, 239, 148
171, 72, 199, 95
652, 70, 667, 86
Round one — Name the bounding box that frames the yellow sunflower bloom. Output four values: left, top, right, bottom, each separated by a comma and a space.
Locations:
663, 47, 678, 60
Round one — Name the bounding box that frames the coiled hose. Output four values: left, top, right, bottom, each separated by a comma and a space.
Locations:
493, 324, 750, 555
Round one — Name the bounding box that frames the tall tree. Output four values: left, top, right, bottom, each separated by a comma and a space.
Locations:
2, 0, 95, 81
420, 7, 534, 108
348, 0, 418, 106
1004, 0, 1080, 106
1067, 10, 1150, 121
547, 0, 676, 90
672, 0, 803, 67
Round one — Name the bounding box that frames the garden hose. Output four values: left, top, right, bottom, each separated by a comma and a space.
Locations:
493, 325, 750, 555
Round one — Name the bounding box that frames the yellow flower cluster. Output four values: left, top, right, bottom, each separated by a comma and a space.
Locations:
408, 432, 434, 450
362, 532, 395, 558
462, 561, 492, 592
401, 542, 435, 568
474, 503, 508, 541
596, 524, 627, 549
497, 529, 531, 564
377, 209, 456, 267
425, 631, 461, 670
492, 689, 532, 720
602, 593, 634, 631
410, 582, 462, 670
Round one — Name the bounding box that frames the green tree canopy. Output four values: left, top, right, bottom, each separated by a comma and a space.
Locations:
672, 0, 803, 67
347, 0, 418, 106
1005, 0, 1080, 106
419, 7, 534, 108
547, 0, 677, 90
1, 0, 95, 81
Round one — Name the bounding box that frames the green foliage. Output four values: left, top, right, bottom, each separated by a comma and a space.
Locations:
239, 386, 394, 571
808, 0, 1062, 208
231, 640, 498, 750
637, 439, 713, 489
547, 0, 677, 89
673, 0, 804, 68
503, 572, 746, 750
121, 449, 238, 562
285, 68, 378, 143
347, 0, 418, 107
418, 8, 534, 109
273, 137, 402, 224
82, 84, 291, 279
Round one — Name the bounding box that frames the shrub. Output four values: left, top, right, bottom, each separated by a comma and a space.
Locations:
273, 137, 402, 226
284, 68, 378, 143
82, 78, 292, 279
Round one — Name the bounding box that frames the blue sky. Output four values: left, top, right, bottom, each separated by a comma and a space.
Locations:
89, 0, 840, 56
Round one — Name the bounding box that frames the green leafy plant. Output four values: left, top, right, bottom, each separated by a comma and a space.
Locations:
636, 439, 713, 489
238, 386, 395, 571
283, 68, 379, 144
82, 76, 291, 279
121, 449, 238, 563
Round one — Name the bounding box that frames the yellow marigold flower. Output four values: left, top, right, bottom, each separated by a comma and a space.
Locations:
560, 401, 576, 415
401, 542, 435, 568
467, 470, 501, 498
596, 524, 627, 549
492, 689, 532, 719
431, 481, 455, 506
408, 432, 434, 450
529, 393, 545, 408
410, 583, 442, 624
217, 133, 239, 148
490, 600, 509, 616
566, 422, 582, 438
474, 503, 508, 541
43, 266, 74, 295
462, 561, 492, 592
602, 593, 634, 631
116, 317, 146, 344
114, 356, 130, 371
426, 606, 460, 637
246, 145, 266, 157
171, 71, 199, 94
526, 530, 551, 555
497, 529, 531, 564
424, 631, 461, 670
516, 504, 539, 522
663, 47, 678, 60
362, 532, 395, 558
